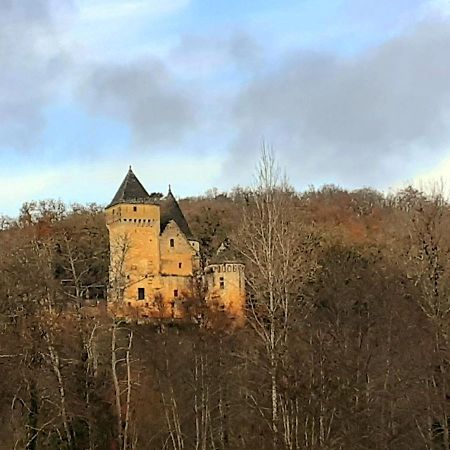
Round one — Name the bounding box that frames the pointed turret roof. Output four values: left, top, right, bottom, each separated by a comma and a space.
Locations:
160, 186, 194, 239
107, 166, 153, 208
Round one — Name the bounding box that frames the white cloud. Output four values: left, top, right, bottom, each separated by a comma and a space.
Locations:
78, 58, 196, 146
66, 0, 190, 62
77, 0, 190, 22
424, 0, 450, 16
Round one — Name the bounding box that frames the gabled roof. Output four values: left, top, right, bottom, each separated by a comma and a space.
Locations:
160, 187, 194, 239
107, 167, 154, 208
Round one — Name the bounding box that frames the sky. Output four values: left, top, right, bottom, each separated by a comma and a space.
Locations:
1, 0, 450, 215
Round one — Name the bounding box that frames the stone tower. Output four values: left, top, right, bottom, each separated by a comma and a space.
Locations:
105, 167, 245, 322
205, 262, 246, 321
105, 167, 162, 312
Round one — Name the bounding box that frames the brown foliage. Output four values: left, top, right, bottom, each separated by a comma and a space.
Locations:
1, 182, 450, 449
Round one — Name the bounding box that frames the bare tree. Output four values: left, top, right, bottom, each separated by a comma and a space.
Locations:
109, 234, 132, 305
406, 183, 450, 448
235, 147, 319, 448
111, 321, 134, 450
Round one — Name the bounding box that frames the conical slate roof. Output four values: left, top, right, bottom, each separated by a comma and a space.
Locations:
107, 167, 153, 208
160, 187, 194, 239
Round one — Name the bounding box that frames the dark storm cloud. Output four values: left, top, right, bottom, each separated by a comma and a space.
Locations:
171, 31, 264, 72
229, 19, 450, 188
0, 0, 72, 149
225, 31, 264, 71
79, 60, 196, 146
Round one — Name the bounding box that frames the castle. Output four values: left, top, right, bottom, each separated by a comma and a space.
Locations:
105, 167, 246, 321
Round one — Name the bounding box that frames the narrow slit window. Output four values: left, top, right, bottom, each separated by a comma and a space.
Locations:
138, 287, 145, 300
170, 238, 175, 248
219, 277, 225, 290
174, 289, 178, 298
133, 206, 137, 212
178, 262, 182, 269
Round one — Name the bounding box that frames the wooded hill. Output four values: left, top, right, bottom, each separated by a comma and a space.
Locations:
1, 161, 450, 449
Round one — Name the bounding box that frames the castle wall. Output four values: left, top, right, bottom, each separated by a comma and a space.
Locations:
160, 221, 195, 276
189, 240, 201, 271
159, 275, 194, 318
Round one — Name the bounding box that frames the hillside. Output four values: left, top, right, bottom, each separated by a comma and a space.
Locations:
0, 183, 449, 449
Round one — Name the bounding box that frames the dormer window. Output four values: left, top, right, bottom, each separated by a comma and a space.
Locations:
170, 239, 175, 248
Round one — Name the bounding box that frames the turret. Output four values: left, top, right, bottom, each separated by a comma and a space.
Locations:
205, 260, 246, 322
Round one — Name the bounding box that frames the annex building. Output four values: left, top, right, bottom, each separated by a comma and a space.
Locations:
105, 167, 245, 321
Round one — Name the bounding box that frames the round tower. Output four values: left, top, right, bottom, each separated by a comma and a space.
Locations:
105, 167, 161, 308
205, 262, 246, 321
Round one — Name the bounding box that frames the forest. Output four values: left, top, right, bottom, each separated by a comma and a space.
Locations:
1, 154, 450, 450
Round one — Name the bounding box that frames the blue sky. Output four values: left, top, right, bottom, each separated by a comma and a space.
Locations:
1, 0, 450, 215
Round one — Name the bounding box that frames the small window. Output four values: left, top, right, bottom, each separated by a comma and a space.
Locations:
133, 206, 137, 212
170, 239, 175, 248
219, 277, 225, 290
174, 289, 178, 297
138, 287, 145, 300
178, 262, 182, 269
